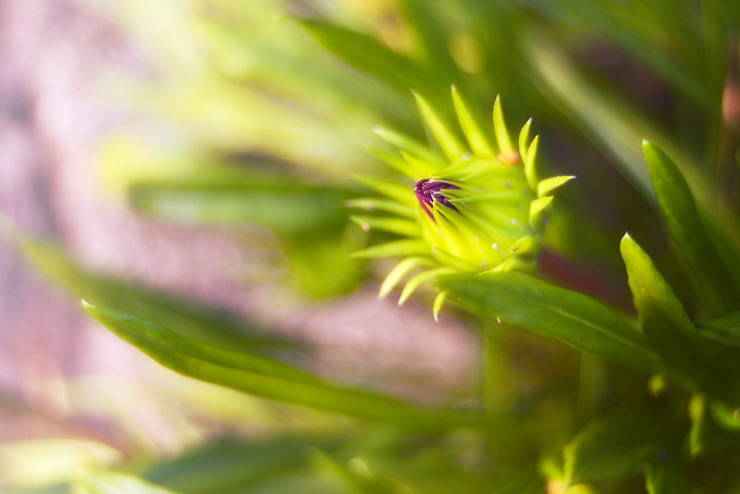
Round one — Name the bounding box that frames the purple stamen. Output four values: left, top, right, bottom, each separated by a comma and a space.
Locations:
414, 179, 460, 220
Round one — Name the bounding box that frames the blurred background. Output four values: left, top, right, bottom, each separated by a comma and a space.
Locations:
1, 0, 738, 491
0, 0, 476, 468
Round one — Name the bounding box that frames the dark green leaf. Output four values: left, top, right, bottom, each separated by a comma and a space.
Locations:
142, 437, 337, 494
563, 407, 666, 485
83, 302, 506, 430
696, 311, 740, 342
437, 271, 659, 372
644, 455, 691, 494
642, 141, 740, 315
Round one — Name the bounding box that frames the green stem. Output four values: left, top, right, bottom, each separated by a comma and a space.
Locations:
480, 318, 508, 414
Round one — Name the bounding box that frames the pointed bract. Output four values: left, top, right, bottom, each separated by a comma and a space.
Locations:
352, 88, 572, 309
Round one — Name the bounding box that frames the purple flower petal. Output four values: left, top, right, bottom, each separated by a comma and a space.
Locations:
414, 179, 459, 220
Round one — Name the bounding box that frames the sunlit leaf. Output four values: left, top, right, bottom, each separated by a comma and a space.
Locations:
83, 302, 504, 430
437, 271, 659, 371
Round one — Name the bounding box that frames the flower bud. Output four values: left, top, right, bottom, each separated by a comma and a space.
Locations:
349, 88, 573, 314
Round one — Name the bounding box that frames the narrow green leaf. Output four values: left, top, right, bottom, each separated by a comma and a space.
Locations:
492, 96, 514, 155
142, 437, 332, 494
528, 196, 553, 229
644, 458, 691, 494
451, 85, 494, 158
11, 234, 288, 353
349, 215, 419, 236
432, 291, 448, 321
621, 233, 740, 402
82, 301, 320, 385
350, 239, 429, 259
373, 126, 442, 165
77, 472, 179, 494
518, 118, 532, 162
643, 141, 740, 314
414, 92, 467, 162
398, 0, 459, 80
345, 197, 415, 219
437, 272, 659, 372
297, 19, 438, 98
369, 146, 427, 178
563, 407, 665, 485
83, 302, 498, 429
130, 183, 347, 234
536, 176, 575, 197
696, 311, 740, 341
523, 136, 539, 190
620, 233, 699, 364
379, 257, 434, 299
398, 267, 454, 305
354, 175, 415, 206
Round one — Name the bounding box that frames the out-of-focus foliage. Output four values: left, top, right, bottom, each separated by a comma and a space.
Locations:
4, 0, 740, 492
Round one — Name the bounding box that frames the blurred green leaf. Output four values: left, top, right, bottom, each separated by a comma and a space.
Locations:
83, 301, 504, 430
526, 33, 693, 201
563, 407, 666, 485
76, 472, 179, 494
129, 173, 350, 235
141, 437, 336, 494
644, 457, 691, 494
8, 231, 291, 353
696, 311, 740, 346
437, 271, 659, 372
643, 141, 740, 315
0, 440, 121, 492
296, 18, 449, 112
522, 0, 708, 106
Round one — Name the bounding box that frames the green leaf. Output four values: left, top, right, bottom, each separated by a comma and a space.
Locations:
492, 96, 514, 155
82, 302, 501, 430
129, 179, 348, 235
142, 437, 339, 494
696, 311, 740, 346
10, 233, 289, 353
414, 91, 467, 162
518, 119, 532, 162
379, 257, 434, 299
0, 439, 122, 490
349, 215, 419, 236
354, 175, 416, 206
621, 234, 740, 402
350, 239, 429, 260
76, 472, 180, 494
536, 176, 575, 197
563, 407, 666, 485
346, 197, 415, 219
620, 234, 704, 377
643, 141, 740, 315
451, 85, 494, 158
644, 457, 691, 494
297, 18, 441, 101
372, 127, 442, 165
437, 272, 659, 372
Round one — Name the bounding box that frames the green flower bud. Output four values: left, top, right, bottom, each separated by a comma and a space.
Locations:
350, 87, 573, 317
